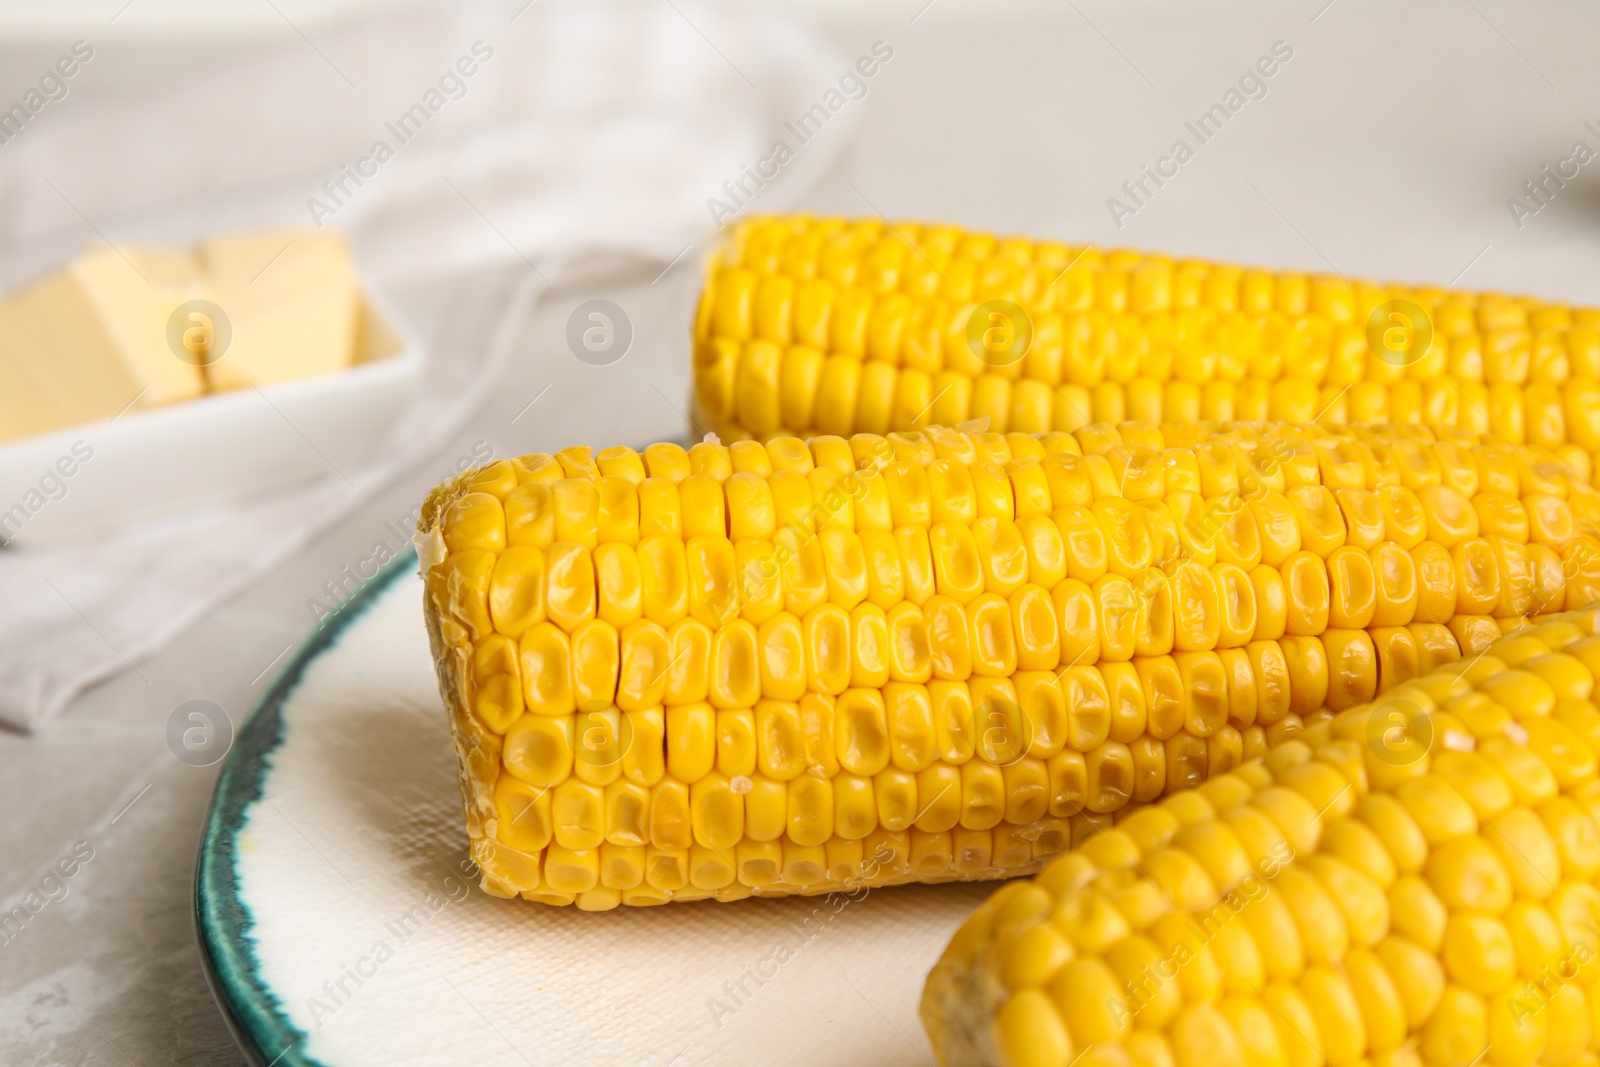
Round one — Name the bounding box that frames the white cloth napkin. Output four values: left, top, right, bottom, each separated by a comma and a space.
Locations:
0, 0, 861, 731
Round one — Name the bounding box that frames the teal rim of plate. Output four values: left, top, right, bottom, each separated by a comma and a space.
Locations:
195, 550, 419, 1067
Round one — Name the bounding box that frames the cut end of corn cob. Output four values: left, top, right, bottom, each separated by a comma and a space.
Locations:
920, 604, 1600, 1067
694, 215, 1600, 483
417, 423, 1600, 910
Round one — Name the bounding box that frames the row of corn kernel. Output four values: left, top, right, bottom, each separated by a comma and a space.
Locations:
701, 287, 1597, 389
717, 215, 1591, 335
704, 349, 1465, 440
921, 610, 1600, 1067
452, 531, 1589, 725
491, 795, 1124, 909
494, 742, 1217, 856
452, 420, 1598, 496
464, 575, 1527, 729
463, 496, 1581, 631
501, 816, 1080, 909
467, 579, 1491, 723
489, 721, 1292, 893
440, 427, 1600, 542
489, 683, 1303, 800
701, 334, 1600, 445
437, 453, 1600, 631
702, 268, 1599, 384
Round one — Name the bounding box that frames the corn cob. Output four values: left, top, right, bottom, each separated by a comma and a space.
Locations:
416, 423, 1600, 910
922, 607, 1600, 1067
694, 216, 1600, 488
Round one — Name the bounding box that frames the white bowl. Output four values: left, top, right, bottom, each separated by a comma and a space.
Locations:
0, 285, 421, 549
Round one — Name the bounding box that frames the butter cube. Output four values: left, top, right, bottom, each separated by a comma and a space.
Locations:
0, 247, 204, 442
0, 229, 361, 444
200, 232, 358, 390
74, 246, 207, 403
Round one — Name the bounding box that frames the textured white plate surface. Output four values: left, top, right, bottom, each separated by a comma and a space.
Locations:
212, 560, 993, 1067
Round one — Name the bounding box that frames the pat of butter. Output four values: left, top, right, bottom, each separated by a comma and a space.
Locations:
0, 230, 361, 444
75, 246, 207, 404
200, 232, 359, 390
0, 247, 205, 443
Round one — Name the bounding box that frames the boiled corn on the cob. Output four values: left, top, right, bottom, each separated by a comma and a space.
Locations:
694, 216, 1600, 486
417, 423, 1600, 910
921, 605, 1600, 1067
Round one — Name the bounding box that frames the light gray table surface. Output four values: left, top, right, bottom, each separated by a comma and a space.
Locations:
4, 0, 1600, 1063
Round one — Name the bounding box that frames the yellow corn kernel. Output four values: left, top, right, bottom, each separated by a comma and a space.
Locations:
922, 602, 1600, 1064
494, 774, 553, 852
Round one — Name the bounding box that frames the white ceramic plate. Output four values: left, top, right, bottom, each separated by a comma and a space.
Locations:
0, 286, 421, 548
196, 555, 990, 1067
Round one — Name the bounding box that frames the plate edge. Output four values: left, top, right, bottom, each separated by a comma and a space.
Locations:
194, 550, 421, 1067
